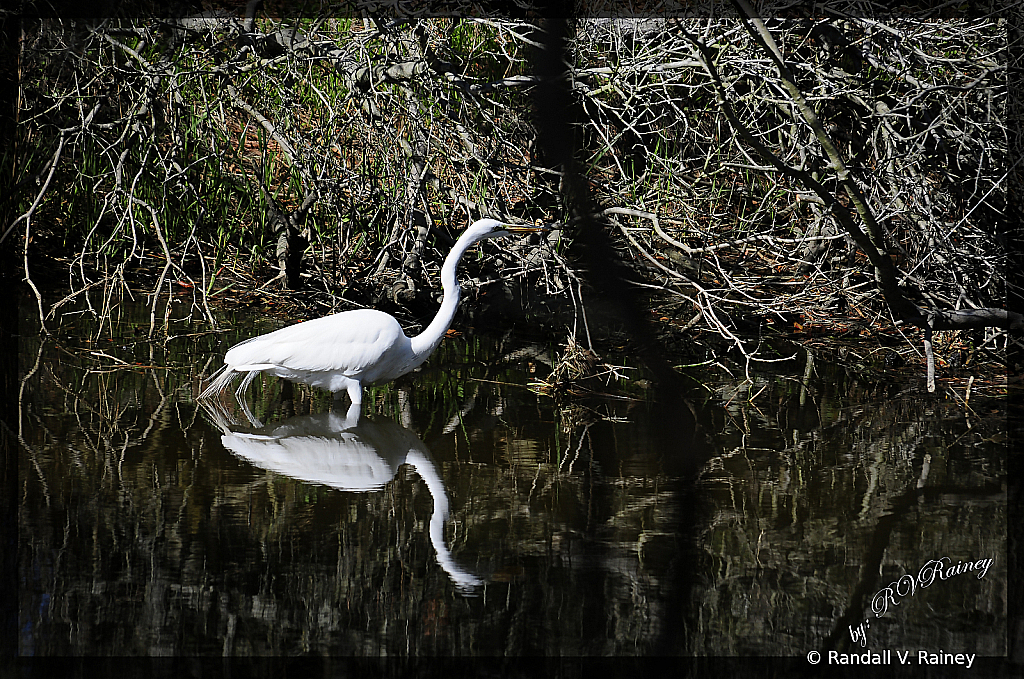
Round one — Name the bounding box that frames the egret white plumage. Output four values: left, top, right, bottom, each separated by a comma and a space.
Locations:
200, 219, 549, 410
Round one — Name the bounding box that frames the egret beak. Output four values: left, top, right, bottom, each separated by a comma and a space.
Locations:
503, 224, 553, 234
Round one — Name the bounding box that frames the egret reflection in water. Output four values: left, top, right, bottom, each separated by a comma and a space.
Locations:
206, 401, 483, 592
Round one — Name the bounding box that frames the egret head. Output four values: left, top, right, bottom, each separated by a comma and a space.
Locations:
465, 218, 551, 243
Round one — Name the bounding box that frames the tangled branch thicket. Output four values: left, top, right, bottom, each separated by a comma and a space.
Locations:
10, 14, 569, 333
571, 17, 1013, 342
6, 9, 1017, 380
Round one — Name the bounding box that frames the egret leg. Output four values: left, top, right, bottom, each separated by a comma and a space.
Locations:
341, 401, 362, 429
346, 380, 363, 407
326, 399, 362, 430
342, 378, 362, 405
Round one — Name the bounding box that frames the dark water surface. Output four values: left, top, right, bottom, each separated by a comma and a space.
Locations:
17, 295, 1006, 656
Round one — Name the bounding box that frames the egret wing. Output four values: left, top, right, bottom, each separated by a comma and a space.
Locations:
226, 309, 406, 376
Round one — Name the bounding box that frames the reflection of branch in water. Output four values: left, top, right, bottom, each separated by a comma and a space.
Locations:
24, 334, 193, 505
822, 479, 1005, 653
440, 383, 478, 435
559, 420, 594, 476
211, 401, 484, 592
18, 336, 51, 505
19, 333, 46, 440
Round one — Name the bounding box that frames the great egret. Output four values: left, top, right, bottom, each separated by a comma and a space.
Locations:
201, 219, 549, 410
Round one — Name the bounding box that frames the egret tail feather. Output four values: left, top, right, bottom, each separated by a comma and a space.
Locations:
200, 365, 236, 400
236, 370, 259, 402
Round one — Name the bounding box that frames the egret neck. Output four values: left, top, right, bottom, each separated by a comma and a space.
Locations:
408, 232, 470, 359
